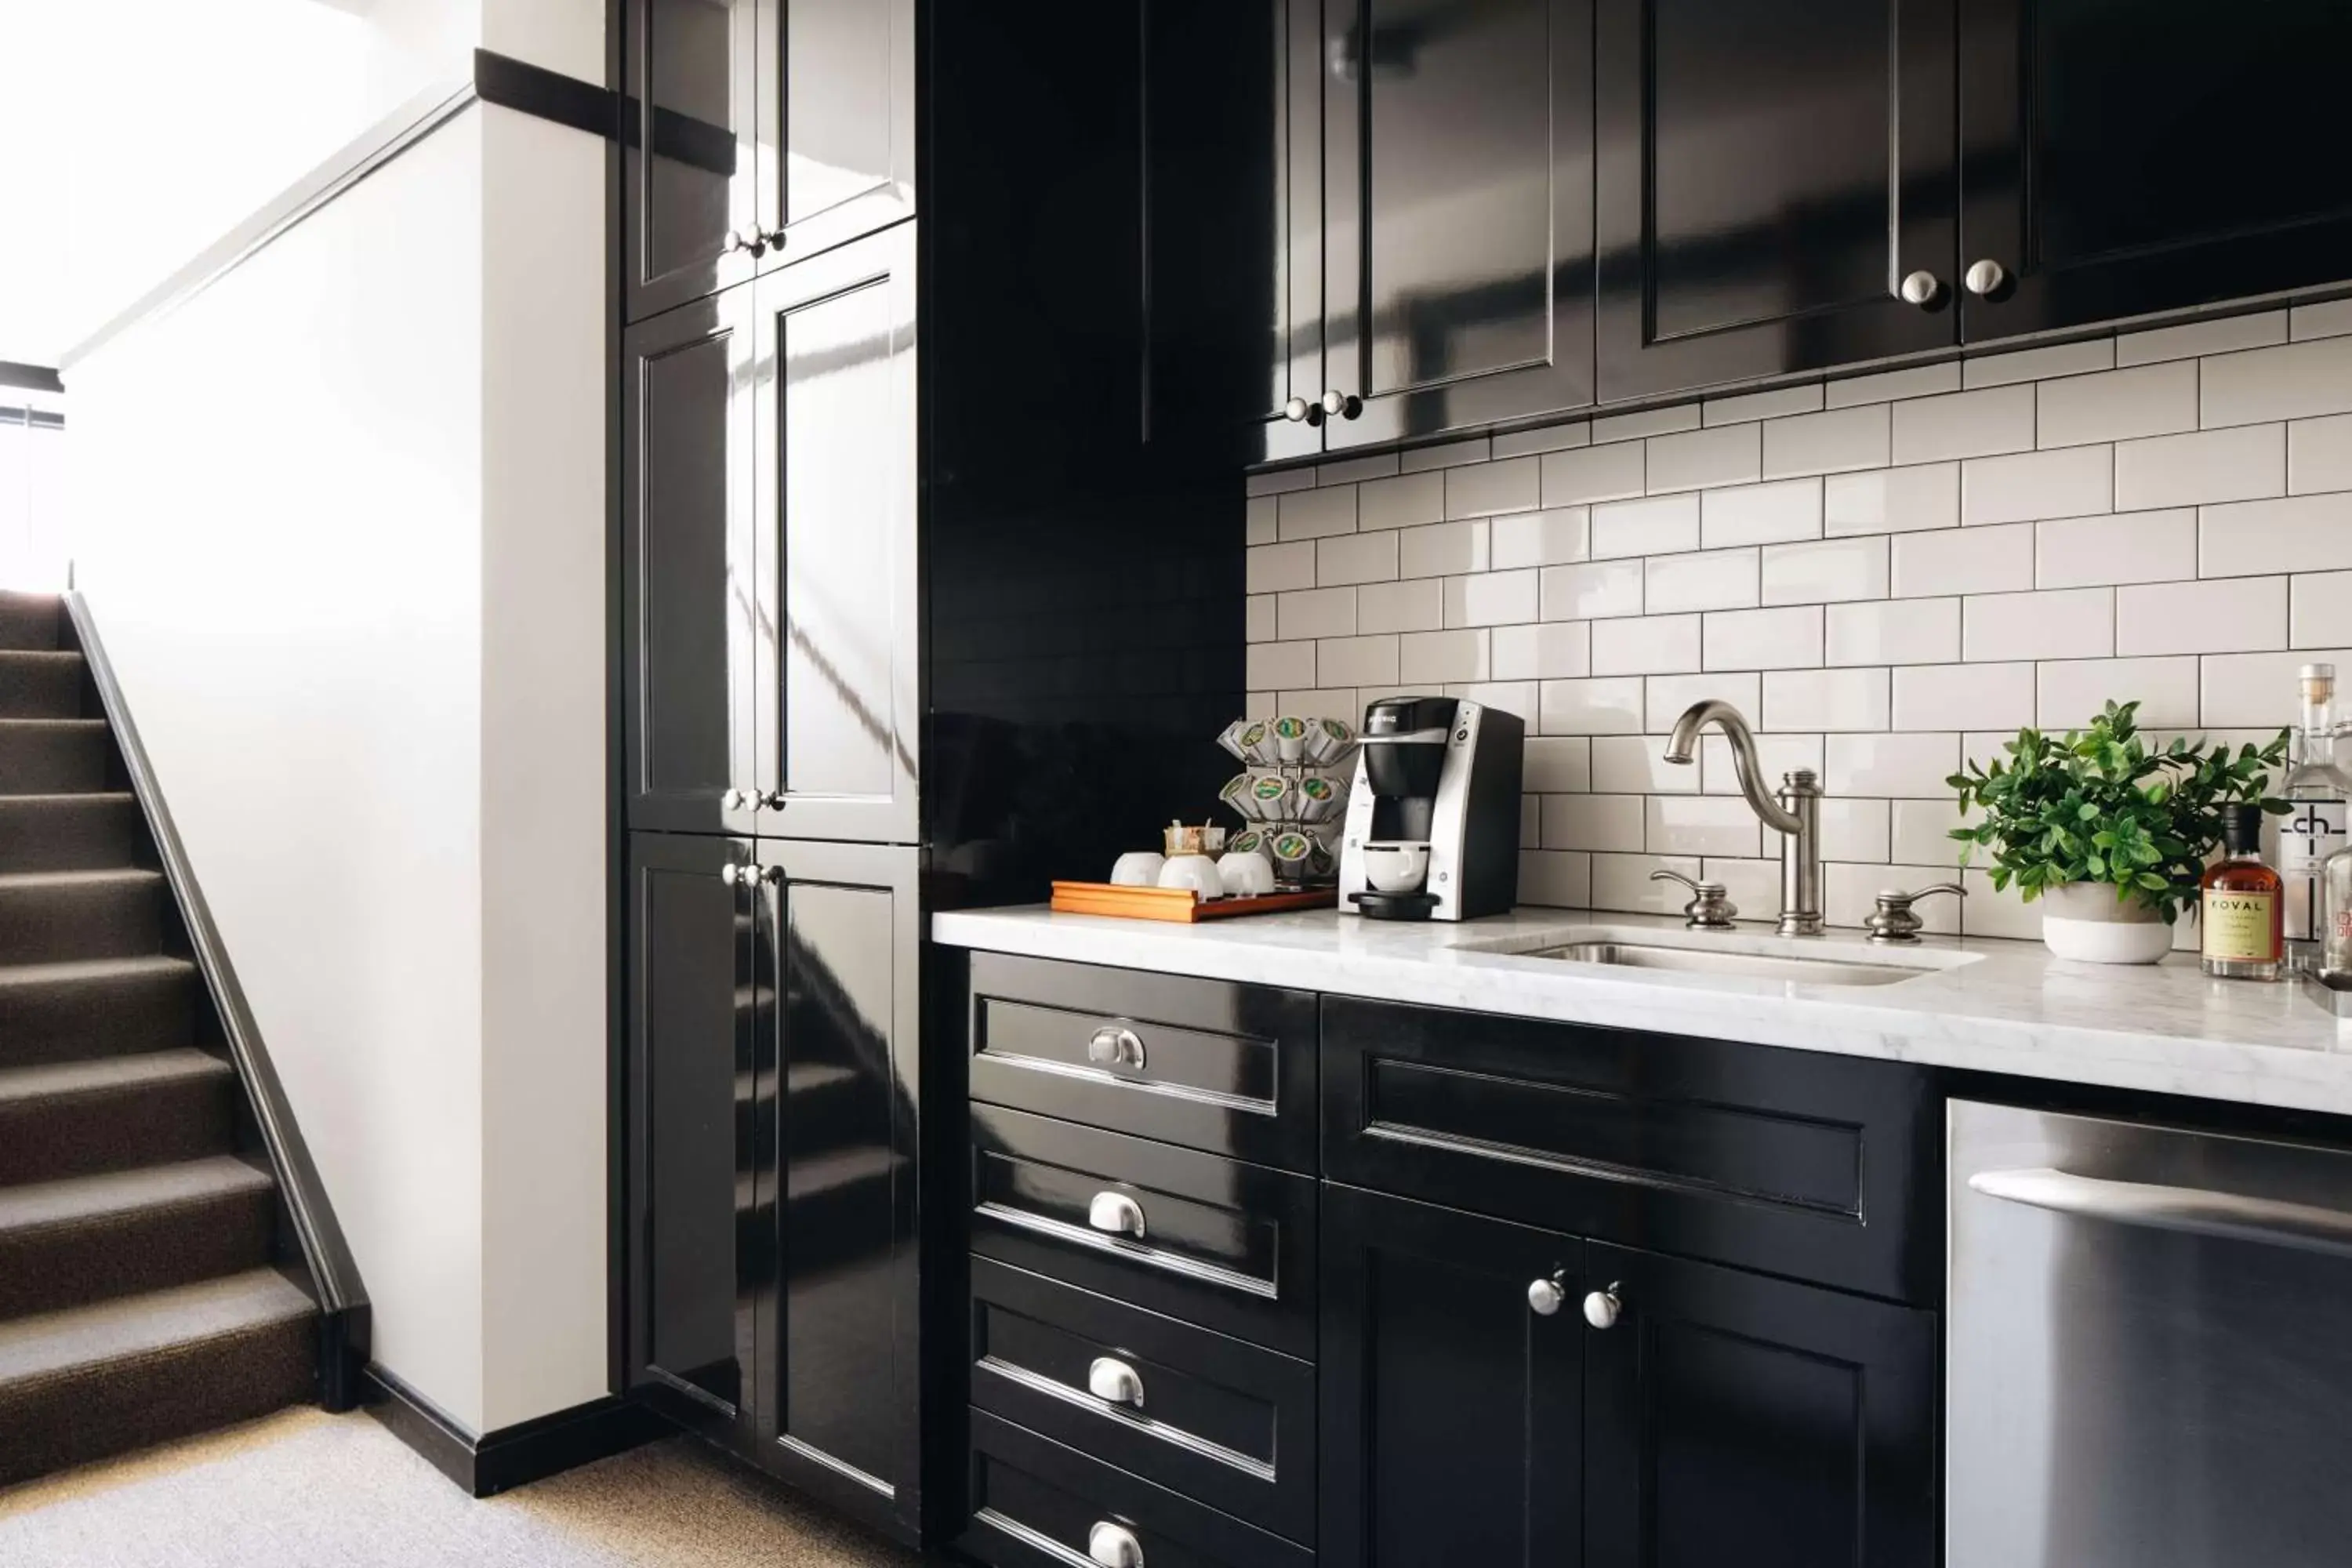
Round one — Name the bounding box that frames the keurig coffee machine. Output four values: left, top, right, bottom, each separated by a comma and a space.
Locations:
1337, 695, 1523, 920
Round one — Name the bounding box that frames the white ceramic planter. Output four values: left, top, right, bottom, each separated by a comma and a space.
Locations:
2038, 881, 2175, 964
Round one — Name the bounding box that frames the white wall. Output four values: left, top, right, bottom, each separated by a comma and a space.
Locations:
68, 86, 609, 1435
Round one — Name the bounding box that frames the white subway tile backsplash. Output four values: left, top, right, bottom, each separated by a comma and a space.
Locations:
1247, 640, 1317, 689
1700, 731, 1820, 795
2035, 509, 2198, 589
1247, 495, 1278, 545
1522, 794, 1542, 849
1446, 456, 1542, 518
2116, 310, 2286, 366
1519, 849, 1592, 908
1318, 634, 1400, 688
1460, 681, 1538, 725
1591, 493, 1700, 559
1541, 560, 1645, 621
1646, 423, 1761, 494
1494, 421, 1592, 459
1592, 405, 1700, 444
1825, 597, 1960, 666
1247, 466, 1316, 497
2201, 648, 2352, 727
1246, 594, 1277, 641
1960, 866, 2043, 941
2034, 361, 2197, 448
1399, 437, 1491, 472
1892, 661, 2036, 731
1704, 605, 1824, 670
1357, 471, 1446, 531
2114, 576, 2288, 655
1648, 795, 1764, 857
1890, 384, 2034, 464
1545, 793, 1645, 851
2197, 493, 2352, 576
1824, 463, 1960, 537
1817, 797, 1891, 862
1247, 540, 1316, 593
2294, 297, 2352, 341
1645, 549, 1760, 614
1890, 522, 2034, 597
1824, 732, 1958, 797
2114, 423, 2285, 509
1398, 519, 1490, 579
1540, 677, 1646, 735
1701, 477, 1824, 547
2288, 414, 2352, 495
1704, 383, 1824, 426
1965, 338, 2114, 388
1646, 672, 1761, 729
1962, 587, 2113, 662
1702, 858, 1781, 916
1961, 445, 2114, 526
1766, 667, 1890, 731
2200, 335, 2352, 426
1761, 536, 1889, 605
1397, 628, 1490, 684
1593, 735, 1698, 795
1492, 621, 1592, 680
1889, 799, 1968, 866
1523, 736, 1592, 793
1490, 507, 1591, 568
1445, 569, 1541, 627
2293, 573, 2352, 649
1761, 404, 1891, 478
1824, 362, 1961, 408
1278, 586, 1356, 641
1591, 853, 1703, 914
1592, 614, 1702, 676
1541, 442, 1648, 507
1356, 577, 1445, 633
1316, 452, 1399, 487
1316, 530, 1401, 586
2037, 655, 2200, 728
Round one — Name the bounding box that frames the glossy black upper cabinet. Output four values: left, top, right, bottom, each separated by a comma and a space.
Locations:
1595, 0, 1957, 401
1320, 1185, 1582, 1568
622, 285, 760, 839
1957, 0, 2352, 341
751, 225, 919, 844
623, 0, 913, 322
1319, 0, 1596, 450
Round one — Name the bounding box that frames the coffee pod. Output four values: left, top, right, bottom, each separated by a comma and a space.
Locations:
1304, 716, 1356, 767
1225, 829, 1266, 858
1249, 773, 1293, 820
1218, 718, 1254, 762
1235, 720, 1276, 767
1269, 830, 1315, 875
1272, 715, 1311, 764
1219, 773, 1263, 822
1297, 774, 1345, 824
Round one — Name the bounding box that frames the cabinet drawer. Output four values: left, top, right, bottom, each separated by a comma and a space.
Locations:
971, 1257, 1316, 1545
964, 1410, 1313, 1568
970, 1106, 1318, 1359
969, 952, 1319, 1173
1322, 996, 1939, 1303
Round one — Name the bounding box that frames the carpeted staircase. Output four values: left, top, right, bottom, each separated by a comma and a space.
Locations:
0, 590, 317, 1488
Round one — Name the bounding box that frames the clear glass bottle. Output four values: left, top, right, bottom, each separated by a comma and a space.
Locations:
2325, 840, 2352, 980
2204, 804, 2284, 981
2281, 662, 2351, 971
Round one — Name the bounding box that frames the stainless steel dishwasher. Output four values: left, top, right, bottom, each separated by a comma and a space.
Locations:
1949, 1099, 2352, 1567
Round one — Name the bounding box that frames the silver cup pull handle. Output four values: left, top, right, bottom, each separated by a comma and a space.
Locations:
1087, 1356, 1147, 1408
1087, 1025, 1146, 1071
1087, 1192, 1147, 1240
1089, 1522, 1145, 1568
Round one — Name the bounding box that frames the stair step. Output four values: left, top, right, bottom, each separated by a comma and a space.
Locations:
0, 1049, 237, 1187
0, 651, 85, 720
0, 869, 165, 964
0, 593, 59, 653
0, 719, 110, 794
0, 956, 198, 1069
0, 793, 142, 873
0, 1269, 314, 1486
0, 1157, 275, 1322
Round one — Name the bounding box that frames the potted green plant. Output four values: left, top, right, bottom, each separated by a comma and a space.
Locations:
1947, 701, 2288, 964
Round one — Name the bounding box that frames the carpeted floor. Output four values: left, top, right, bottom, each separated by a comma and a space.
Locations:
0, 1406, 927, 1566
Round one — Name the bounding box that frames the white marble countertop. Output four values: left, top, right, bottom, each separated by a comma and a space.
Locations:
931, 904, 2352, 1118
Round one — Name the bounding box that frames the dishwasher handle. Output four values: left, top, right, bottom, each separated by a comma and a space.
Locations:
1968, 1167, 2352, 1260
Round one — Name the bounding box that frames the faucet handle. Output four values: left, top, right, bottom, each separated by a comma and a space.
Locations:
1864, 882, 1965, 945
1651, 869, 1737, 931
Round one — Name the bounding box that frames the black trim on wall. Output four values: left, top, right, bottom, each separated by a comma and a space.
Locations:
0, 361, 62, 394
366, 1368, 670, 1498
474, 49, 620, 142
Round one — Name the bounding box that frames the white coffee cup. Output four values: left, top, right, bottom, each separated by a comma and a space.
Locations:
1359, 840, 1431, 895
1218, 850, 1276, 898
1157, 854, 1224, 901
1110, 851, 1167, 887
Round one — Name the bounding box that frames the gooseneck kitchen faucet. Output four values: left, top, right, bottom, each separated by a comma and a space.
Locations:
1663, 699, 1824, 936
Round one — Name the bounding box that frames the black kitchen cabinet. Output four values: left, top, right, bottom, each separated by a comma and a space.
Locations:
1319, 1184, 1584, 1568
622, 0, 914, 323
625, 831, 921, 1534
1956, 0, 2352, 341
622, 225, 917, 844
1595, 0, 1957, 401
1581, 1240, 1937, 1568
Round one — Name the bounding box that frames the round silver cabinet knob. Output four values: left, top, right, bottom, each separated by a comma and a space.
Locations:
1965, 258, 2009, 296
762, 227, 788, 252
1087, 1356, 1147, 1409
1898, 270, 1942, 307
760, 791, 789, 812
719, 863, 746, 887
1087, 1191, 1148, 1240
1088, 1522, 1145, 1568
1527, 1275, 1566, 1316
721, 789, 749, 811
1087, 1025, 1146, 1071
722, 228, 764, 258
1283, 396, 1312, 423
1321, 389, 1347, 416
759, 863, 785, 886
1583, 1286, 1623, 1330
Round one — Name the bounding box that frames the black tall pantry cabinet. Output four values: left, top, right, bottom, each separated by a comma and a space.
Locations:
615, 1, 1243, 1547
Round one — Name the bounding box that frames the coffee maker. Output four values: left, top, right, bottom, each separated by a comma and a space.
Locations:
1337, 695, 1524, 920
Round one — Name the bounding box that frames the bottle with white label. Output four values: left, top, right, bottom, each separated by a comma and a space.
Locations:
2281, 662, 2350, 972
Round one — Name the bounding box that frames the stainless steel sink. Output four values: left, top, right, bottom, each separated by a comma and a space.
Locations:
1519, 938, 1935, 987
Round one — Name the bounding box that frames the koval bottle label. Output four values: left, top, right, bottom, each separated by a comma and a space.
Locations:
2282, 799, 2348, 942
2205, 891, 2281, 963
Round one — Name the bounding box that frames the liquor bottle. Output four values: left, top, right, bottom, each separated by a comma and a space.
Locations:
2325, 837, 2352, 979
2203, 804, 2284, 981
2281, 662, 2350, 971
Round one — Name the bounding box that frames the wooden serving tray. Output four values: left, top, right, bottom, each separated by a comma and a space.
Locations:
1049, 881, 1338, 923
